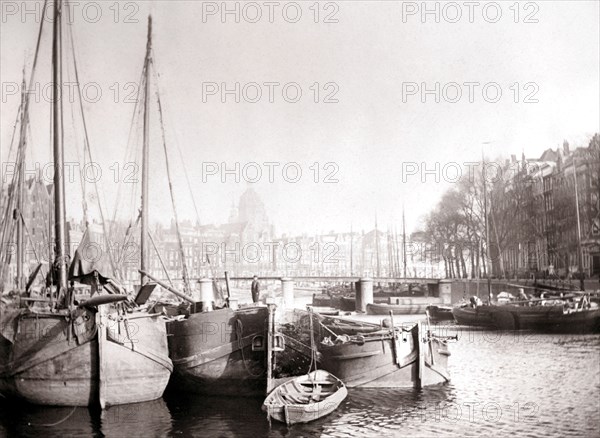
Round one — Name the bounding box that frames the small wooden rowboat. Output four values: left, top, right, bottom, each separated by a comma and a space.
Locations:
262, 370, 347, 425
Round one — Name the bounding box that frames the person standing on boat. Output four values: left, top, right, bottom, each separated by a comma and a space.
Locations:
251, 275, 260, 303
469, 296, 482, 308
518, 288, 529, 304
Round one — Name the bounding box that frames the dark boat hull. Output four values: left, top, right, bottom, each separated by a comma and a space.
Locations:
340, 296, 356, 311
452, 305, 496, 327
487, 305, 600, 333
275, 310, 451, 389
426, 305, 454, 322
0, 310, 172, 406
167, 306, 270, 396
453, 303, 600, 333
319, 324, 450, 387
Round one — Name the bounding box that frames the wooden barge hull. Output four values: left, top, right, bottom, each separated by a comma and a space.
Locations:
0, 310, 172, 407
167, 306, 270, 396
275, 311, 451, 389
319, 324, 450, 387
487, 305, 600, 332
453, 303, 600, 333
452, 305, 496, 327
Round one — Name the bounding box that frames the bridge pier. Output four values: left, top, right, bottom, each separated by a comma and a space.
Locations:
281, 277, 295, 309
438, 281, 452, 304
198, 278, 213, 311
355, 277, 374, 312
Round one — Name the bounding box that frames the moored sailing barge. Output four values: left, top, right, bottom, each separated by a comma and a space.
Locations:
272, 309, 453, 389
0, 2, 172, 407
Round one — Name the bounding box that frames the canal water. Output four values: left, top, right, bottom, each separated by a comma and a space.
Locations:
0, 326, 598, 437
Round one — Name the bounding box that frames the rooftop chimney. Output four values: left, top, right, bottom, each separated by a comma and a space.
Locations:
563, 140, 570, 155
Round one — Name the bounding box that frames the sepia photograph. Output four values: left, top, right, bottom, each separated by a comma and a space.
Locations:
0, 1, 599, 437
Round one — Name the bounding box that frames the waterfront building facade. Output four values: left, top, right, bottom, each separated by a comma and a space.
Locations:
490, 135, 600, 279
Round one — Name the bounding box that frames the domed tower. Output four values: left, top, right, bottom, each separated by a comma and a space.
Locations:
228, 199, 238, 223
237, 187, 271, 242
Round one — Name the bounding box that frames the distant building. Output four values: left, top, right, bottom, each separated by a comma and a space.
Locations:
135, 186, 276, 283
0, 177, 54, 289
490, 135, 600, 279
4, 182, 441, 290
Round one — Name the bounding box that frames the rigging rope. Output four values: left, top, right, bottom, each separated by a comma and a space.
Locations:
63, 26, 87, 227
148, 230, 174, 288
26, 122, 52, 261
0, 114, 21, 272
105, 66, 146, 286
19, 212, 46, 279
1, 101, 22, 183
108, 68, 145, 244
0, 0, 48, 287
117, 210, 141, 277
152, 64, 191, 294
151, 60, 203, 226
66, 9, 118, 280
236, 318, 265, 377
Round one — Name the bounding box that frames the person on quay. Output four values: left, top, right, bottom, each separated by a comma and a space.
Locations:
251, 275, 260, 303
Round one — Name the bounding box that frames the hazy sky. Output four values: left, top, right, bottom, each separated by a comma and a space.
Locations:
1, 1, 599, 236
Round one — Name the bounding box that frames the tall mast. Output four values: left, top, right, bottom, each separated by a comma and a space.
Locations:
349, 223, 353, 277
52, 0, 67, 293
394, 225, 400, 277
140, 16, 152, 286
573, 156, 585, 291
375, 214, 380, 278
387, 226, 396, 277
402, 206, 407, 278
16, 71, 27, 290
490, 191, 505, 278
482, 151, 492, 303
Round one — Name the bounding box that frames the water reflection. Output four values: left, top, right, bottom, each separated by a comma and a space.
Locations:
162, 386, 456, 438
0, 387, 456, 438
164, 392, 269, 437
0, 398, 171, 438
322, 386, 455, 438
0, 331, 598, 437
